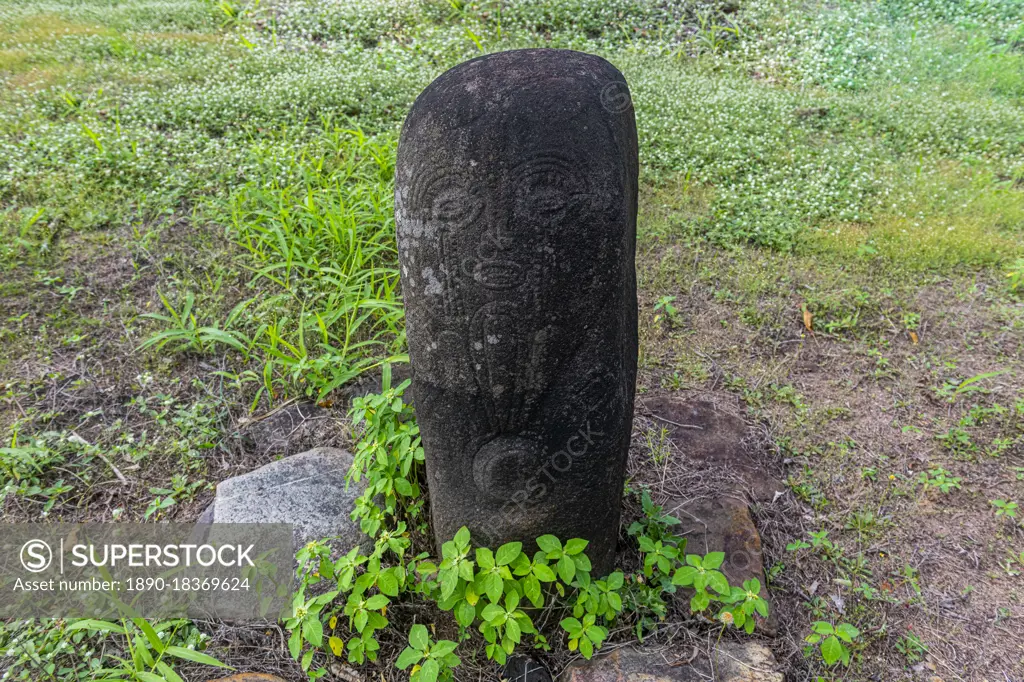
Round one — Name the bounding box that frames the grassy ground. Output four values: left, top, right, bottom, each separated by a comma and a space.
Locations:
1, 0, 1022, 679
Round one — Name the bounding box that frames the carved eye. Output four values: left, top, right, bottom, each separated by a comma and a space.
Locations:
530, 179, 571, 214
514, 160, 584, 219
431, 192, 467, 221
413, 173, 484, 226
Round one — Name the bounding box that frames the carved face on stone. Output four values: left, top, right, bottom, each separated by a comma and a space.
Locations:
396, 49, 638, 573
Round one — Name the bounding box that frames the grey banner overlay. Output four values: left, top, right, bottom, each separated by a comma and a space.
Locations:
0, 524, 294, 620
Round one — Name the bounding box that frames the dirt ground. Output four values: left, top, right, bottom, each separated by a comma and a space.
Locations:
634, 234, 1024, 679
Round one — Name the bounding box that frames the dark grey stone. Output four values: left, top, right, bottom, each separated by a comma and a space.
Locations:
195, 501, 214, 526
564, 643, 783, 682
395, 48, 638, 575
503, 655, 551, 682
211, 447, 369, 553
241, 401, 328, 457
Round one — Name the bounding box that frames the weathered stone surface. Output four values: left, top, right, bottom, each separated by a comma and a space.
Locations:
241, 401, 326, 457
395, 48, 639, 574
211, 447, 368, 552
564, 642, 783, 682
641, 398, 785, 504
665, 496, 776, 635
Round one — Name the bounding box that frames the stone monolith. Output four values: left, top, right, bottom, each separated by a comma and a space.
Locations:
395, 48, 638, 575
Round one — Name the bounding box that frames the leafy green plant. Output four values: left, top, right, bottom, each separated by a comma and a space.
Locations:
144, 493, 176, 520
653, 295, 680, 327
0, 430, 72, 513
432, 526, 475, 603
559, 614, 608, 660
917, 467, 962, 494
804, 621, 861, 667
628, 489, 686, 583
991, 499, 1018, 518
672, 551, 729, 612
509, 542, 559, 609
718, 578, 770, 634
787, 529, 843, 562
342, 588, 391, 664
480, 590, 536, 664
283, 588, 338, 674
845, 510, 886, 539
347, 366, 425, 536
638, 532, 680, 578
936, 426, 977, 458
396, 624, 461, 682
572, 570, 625, 621
536, 534, 592, 586
472, 542, 522, 605
1, 431, 53, 483
285, 388, 770, 678
620, 489, 685, 631
145, 475, 209, 520
628, 488, 683, 545
420, 529, 549, 662
286, 537, 403, 676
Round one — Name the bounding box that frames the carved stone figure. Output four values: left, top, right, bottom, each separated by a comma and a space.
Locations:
395, 48, 638, 575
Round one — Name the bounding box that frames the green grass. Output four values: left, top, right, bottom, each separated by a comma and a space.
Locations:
3, 0, 1019, 407
213, 126, 407, 406
2, 0, 1021, 257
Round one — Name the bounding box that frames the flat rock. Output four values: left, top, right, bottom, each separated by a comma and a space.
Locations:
212, 447, 369, 553
241, 401, 335, 457
564, 642, 783, 682
664, 495, 776, 635
641, 398, 784, 504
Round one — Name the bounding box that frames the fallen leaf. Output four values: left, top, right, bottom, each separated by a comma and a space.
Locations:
909, 331, 919, 344
803, 308, 813, 332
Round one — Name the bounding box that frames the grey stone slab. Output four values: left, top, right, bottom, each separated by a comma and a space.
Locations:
564, 642, 783, 682
212, 447, 369, 553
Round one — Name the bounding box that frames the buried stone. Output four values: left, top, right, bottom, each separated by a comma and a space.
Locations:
395, 49, 639, 575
